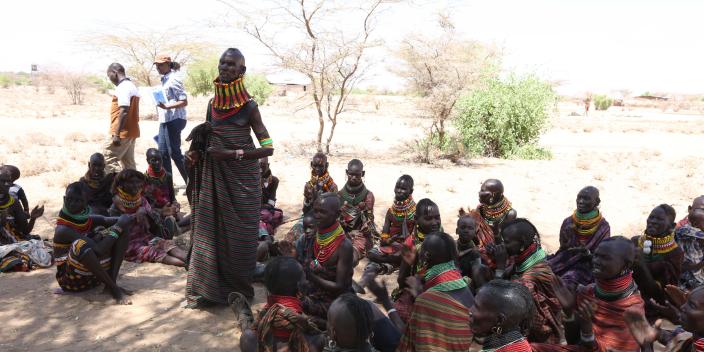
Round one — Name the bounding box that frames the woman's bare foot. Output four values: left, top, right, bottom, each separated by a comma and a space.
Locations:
111, 288, 132, 305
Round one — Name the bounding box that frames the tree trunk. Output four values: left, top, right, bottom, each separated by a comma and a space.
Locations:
313, 93, 325, 152
325, 113, 338, 155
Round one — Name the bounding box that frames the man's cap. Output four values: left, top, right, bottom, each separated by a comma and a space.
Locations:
154, 55, 172, 64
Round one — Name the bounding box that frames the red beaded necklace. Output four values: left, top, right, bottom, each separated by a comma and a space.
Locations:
313, 222, 345, 265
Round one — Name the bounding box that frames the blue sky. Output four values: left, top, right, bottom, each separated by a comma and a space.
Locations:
2, 0, 703, 94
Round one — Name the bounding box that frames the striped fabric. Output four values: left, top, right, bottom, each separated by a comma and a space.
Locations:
513, 261, 564, 344
582, 284, 643, 352
398, 290, 473, 352
532, 285, 644, 352
186, 102, 261, 306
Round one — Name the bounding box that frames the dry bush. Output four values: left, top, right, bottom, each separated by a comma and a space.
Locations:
25, 132, 56, 147
64, 132, 89, 143
60, 72, 89, 105
575, 158, 590, 171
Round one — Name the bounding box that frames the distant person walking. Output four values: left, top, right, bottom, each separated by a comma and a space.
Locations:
105, 63, 140, 172
154, 54, 188, 184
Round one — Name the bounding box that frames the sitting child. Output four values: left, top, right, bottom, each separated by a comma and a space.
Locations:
110, 169, 187, 267
259, 157, 283, 240
2, 165, 29, 216
143, 148, 180, 237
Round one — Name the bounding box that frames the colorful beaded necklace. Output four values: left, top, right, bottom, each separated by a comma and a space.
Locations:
572, 209, 602, 239
595, 270, 637, 301
482, 330, 532, 352
423, 261, 468, 292
479, 196, 512, 226
313, 222, 345, 265
390, 196, 416, 221
515, 242, 547, 273
211, 77, 252, 111
0, 195, 15, 210
146, 165, 166, 183
308, 171, 336, 193
115, 187, 143, 214
340, 183, 369, 206
57, 206, 93, 234
639, 232, 677, 260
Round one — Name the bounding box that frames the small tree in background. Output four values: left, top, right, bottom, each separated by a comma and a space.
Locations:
593, 95, 613, 110
225, 0, 397, 154
61, 72, 89, 105
396, 14, 499, 153
86, 27, 209, 86
454, 74, 555, 159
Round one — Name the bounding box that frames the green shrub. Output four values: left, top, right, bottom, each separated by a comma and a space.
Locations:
507, 144, 553, 160
0, 74, 10, 88
454, 74, 555, 158
185, 55, 219, 97
245, 74, 274, 105
593, 95, 612, 110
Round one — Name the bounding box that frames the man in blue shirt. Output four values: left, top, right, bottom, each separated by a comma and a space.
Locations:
154, 54, 188, 184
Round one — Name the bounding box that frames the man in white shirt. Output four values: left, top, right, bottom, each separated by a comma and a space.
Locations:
105, 63, 140, 172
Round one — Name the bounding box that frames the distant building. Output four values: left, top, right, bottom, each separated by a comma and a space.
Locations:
266, 70, 311, 96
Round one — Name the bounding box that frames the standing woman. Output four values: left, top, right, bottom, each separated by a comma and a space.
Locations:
185, 48, 274, 308
154, 54, 189, 185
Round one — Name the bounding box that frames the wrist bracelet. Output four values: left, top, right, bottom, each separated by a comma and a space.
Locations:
387, 308, 397, 314
580, 332, 595, 342
112, 225, 123, 236
108, 230, 120, 239
235, 149, 244, 160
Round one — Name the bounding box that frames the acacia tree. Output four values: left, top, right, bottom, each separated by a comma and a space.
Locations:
223, 0, 393, 154
86, 27, 209, 86
396, 14, 499, 160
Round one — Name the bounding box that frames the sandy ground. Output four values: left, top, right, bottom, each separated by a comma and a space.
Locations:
1, 86, 703, 351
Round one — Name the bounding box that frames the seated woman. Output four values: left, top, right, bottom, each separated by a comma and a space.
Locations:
53, 183, 135, 304
258, 157, 283, 240
469, 280, 535, 351
391, 198, 441, 323
468, 178, 517, 244
675, 209, 704, 290
79, 153, 116, 216
492, 218, 564, 344
631, 204, 684, 320
625, 286, 704, 352
239, 256, 324, 351
110, 169, 187, 267
0, 167, 48, 272
144, 148, 180, 238
398, 232, 474, 352
300, 193, 354, 323
283, 153, 337, 244
338, 159, 377, 266
364, 175, 416, 277
548, 186, 610, 289
534, 237, 645, 352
